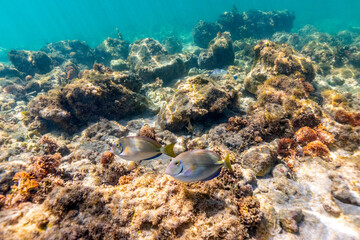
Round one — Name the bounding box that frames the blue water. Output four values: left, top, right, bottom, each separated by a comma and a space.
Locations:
0, 0, 359, 54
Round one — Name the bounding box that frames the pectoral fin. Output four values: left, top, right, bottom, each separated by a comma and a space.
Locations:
183, 166, 194, 177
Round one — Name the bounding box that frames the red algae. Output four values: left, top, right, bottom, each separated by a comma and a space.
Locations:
294, 127, 318, 145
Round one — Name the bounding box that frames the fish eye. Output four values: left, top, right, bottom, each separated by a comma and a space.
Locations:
115, 142, 121, 148
175, 161, 179, 166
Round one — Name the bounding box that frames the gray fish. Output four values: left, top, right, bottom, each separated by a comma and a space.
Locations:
210, 68, 237, 80
111, 136, 176, 161
165, 149, 232, 182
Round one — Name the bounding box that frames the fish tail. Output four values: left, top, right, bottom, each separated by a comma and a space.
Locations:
223, 153, 233, 171
160, 142, 176, 157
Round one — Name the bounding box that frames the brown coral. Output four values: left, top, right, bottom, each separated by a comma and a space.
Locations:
226, 116, 248, 132
30, 153, 62, 180
303, 140, 330, 158
277, 138, 297, 157
139, 125, 156, 140
294, 126, 318, 145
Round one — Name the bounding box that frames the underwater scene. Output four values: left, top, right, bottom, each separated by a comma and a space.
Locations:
1, 0, 360, 239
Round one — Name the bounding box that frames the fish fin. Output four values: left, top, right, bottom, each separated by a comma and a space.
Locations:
183, 166, 194, 177
143, 153, 162, 161
201, 168, 221, 181
160, 142, 176, 157
223, 153, 233, 171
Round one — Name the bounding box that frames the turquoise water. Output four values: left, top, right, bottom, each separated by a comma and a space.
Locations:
0, 0, 359, 54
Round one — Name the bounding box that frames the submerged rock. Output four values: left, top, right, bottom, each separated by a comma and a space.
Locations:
41, 40, 95, 68
193, 21, 222, 48
0, 63, 24, 78
241, 145, 277, 177
8, 50, 53, 75
26, 70, 148, 133
95, 37, 130, 66
127, 38, 189, 83
158, 75, 237, 132
198, 32, 234, 69
162, 36, 183, 54
245, 40, 315, 94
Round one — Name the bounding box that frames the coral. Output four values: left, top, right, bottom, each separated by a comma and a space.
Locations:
294, 126, 318, 145
276, 138, 297, 158
100, 151, 115, 165
8, 50, 53, 75
198, 32, 234, 69
95, 37, 130, 66
314, 126, 335, 145
41, 40, 95, 67
139, 125, 156, 140
303, 140, 330, 159
30, 153, 61, 180
241, 145, 277, 177
193, 20, 222, 48
158, 76, 237, 132
226, 116, 248, 132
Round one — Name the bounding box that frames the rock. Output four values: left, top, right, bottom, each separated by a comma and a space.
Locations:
41, 40, 95, 68
112, 71, 142, 92
279, 208, 304, 233
26, 70, 148, 133
198, 32, 234, 69
8, 50, 53, 75
110, 59, 128, 71
95, 37, 130, 66
158, 75, 237, 132
330, 174, 360, 206
127, 38, 187, 83
0, 63, 24, 78
193, 20, 222, 48
162, 36, 183, 54
272, 164, 289, 178
245, 40, 315, 94
241, 145, 277, 177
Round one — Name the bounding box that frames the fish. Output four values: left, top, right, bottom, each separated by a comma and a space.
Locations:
111, 136, 176, 161
165, 149, 232, 182
210, 68, 237, 80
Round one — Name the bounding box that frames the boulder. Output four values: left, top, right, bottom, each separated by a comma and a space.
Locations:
193, 21, 222, 48
8, 50, 53, 75
127, 38, 188, 83
95, 37, 130, 66
158, 75, 237, 132
41, 40, 95, 68
198, 32, 234, 69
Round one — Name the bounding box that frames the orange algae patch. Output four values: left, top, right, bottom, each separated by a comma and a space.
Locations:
334, 109, 360, 127
100, 151, 115, 165
294, 127, 317, 145
303, 140, 330, 158
277, 138, 297, 157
